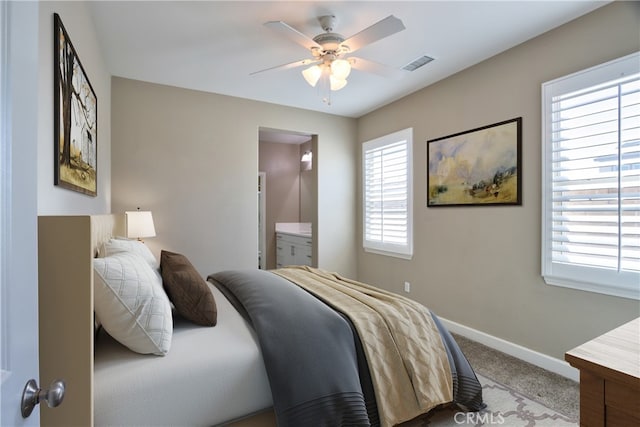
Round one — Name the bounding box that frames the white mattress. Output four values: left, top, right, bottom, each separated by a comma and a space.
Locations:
94, 282, 273, 426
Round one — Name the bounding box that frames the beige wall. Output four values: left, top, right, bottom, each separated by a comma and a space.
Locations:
111, 78, 356, 277
357, 1, 640, 360
37, 2, 111, 215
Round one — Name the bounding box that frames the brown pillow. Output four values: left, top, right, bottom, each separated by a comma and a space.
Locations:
160, 250, 217, 326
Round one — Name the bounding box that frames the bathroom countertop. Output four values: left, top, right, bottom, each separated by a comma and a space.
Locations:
275, 222, 312, 238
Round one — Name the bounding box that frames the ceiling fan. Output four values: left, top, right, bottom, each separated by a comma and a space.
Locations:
251, 14, 406, 103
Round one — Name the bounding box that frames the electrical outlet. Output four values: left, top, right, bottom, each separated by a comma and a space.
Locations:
404, 281, 411, 293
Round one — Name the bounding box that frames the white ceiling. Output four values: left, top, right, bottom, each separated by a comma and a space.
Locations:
87, 1, 608, 118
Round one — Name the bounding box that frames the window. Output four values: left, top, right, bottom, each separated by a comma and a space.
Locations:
542, 52, 640, 300
363, 128, 413, 259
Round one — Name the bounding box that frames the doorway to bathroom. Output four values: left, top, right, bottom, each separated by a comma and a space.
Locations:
258, 127, 317, 270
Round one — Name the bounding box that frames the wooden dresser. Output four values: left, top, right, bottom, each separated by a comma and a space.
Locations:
565, 317, 640, 427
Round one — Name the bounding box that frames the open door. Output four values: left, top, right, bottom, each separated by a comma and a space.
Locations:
0, 2, 41, 425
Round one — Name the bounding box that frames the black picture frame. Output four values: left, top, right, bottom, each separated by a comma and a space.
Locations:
54, 13, 97, 197
427, 117, 522, 207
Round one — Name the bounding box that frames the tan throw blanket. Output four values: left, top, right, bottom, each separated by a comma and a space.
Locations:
273, 266, 453, 427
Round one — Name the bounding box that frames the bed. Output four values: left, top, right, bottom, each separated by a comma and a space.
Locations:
94, 281, 273, 426
38, 215, 483, 427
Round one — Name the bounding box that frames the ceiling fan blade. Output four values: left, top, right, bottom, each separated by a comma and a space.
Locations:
342, 15, 405, 53
264, 21, 321, 51
349, 57, 407, 80
250, 58, 319, 76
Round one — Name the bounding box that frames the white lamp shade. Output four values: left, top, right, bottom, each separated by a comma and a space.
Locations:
330, 75, 347, 91
331, 59, 351, 80
302, 65, 322, 87
125, 211, 156, 239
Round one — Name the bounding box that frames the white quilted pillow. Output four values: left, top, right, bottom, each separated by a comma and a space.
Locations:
101, 238, 159, 269
94, 252, 172, 355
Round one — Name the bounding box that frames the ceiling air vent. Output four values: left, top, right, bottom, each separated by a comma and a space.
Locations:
402, 55, 434, 72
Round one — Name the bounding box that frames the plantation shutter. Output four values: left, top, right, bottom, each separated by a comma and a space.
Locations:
363, 128, 413, 259
542, 52, 640, 299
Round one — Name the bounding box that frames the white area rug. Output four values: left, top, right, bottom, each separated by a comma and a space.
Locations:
423, 374, 577, 426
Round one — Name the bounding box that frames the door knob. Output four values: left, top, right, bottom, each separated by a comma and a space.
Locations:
21, 378, 66, 418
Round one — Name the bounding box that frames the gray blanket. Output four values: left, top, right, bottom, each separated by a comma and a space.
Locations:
209, 269, 375, 426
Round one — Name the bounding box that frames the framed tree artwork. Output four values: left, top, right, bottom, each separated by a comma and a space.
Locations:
54, 13, 97, 196
427, 117, 522, 207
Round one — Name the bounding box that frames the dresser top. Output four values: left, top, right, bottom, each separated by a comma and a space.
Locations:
566, 317, 640, 386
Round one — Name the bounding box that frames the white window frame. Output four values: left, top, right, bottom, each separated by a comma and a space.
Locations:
362, 128, 413, 259
541, 52, 640, 300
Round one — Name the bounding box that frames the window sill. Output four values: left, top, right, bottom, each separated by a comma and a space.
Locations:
364, 247, 413, 260
543, 275, 640, 301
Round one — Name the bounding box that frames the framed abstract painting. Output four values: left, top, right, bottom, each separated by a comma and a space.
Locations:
427, 117, 522, 207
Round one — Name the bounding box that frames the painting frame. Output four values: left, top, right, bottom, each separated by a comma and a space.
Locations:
54, 13, 98, 197
427, 117, 522, 207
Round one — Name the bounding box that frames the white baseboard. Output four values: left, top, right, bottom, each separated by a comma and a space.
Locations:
440, 317, 579, 382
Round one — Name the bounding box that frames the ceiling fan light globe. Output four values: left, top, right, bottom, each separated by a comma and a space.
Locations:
331, 59, 351, 80
330, 75, 347, 91
302, 65, 322, 87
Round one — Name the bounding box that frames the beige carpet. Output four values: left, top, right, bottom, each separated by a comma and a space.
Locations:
421, 373, 577, 426
451, 334, 579, 420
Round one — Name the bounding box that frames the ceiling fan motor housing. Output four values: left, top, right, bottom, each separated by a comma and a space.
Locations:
313, 32, 345, 52
313, 15, 348, 53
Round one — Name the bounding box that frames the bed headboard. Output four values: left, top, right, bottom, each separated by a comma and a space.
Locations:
38, 214, 123, 427
90, 214, 125, 256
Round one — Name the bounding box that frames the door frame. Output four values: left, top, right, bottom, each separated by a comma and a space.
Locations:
258, 127, 317, 269
258, 172, 266, 269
